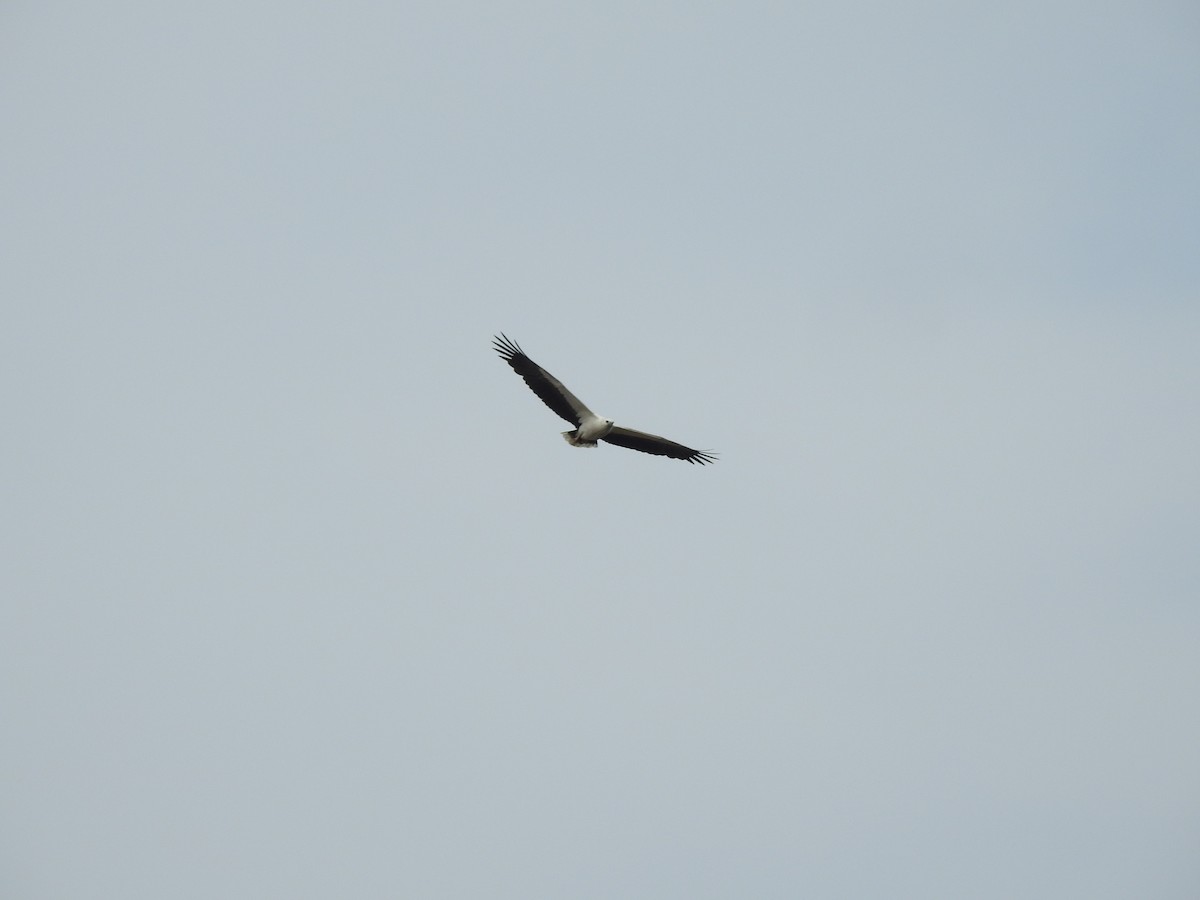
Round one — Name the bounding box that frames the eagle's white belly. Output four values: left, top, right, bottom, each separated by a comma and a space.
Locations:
577, 415, 615, 442
562, 414, 615, 447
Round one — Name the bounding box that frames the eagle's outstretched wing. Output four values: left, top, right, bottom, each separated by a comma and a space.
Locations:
492, 334, 594, 427
601, 426, 718, 465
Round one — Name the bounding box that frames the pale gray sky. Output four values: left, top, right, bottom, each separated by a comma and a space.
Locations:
2, 2, 1198, 898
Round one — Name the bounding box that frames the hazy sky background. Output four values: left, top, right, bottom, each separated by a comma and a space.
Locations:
3, 2, 1198, 897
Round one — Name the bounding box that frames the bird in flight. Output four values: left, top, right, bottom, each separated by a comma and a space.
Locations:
493, 334, 717, 465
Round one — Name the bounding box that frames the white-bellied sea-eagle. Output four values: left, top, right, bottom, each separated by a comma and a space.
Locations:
493, 334, 717, 465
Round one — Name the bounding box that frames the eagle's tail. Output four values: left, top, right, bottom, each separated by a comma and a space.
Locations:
562, 430, 598, 448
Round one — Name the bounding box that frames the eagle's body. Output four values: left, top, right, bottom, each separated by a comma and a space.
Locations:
493, 334, 717, 465
565, 414, 616, 447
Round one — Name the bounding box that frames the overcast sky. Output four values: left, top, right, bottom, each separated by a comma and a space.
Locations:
2, 2, 1198, 898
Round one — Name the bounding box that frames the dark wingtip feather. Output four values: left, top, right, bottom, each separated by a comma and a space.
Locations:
492, 333, 525, 364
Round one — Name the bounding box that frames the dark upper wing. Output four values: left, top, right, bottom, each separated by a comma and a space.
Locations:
492, 334, 594, 427
600, 425, 718, 465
